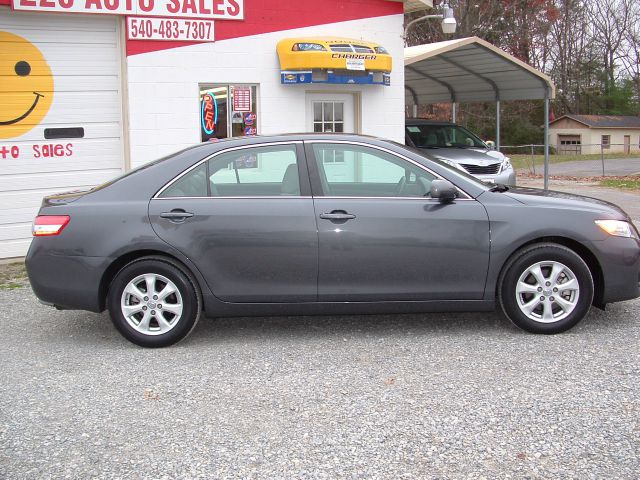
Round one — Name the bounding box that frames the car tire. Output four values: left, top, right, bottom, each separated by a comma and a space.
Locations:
107, 256, 201, 347
498, 243, 594, 334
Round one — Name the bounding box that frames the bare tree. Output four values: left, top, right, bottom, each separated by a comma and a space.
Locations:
542, 0, 595, 113
404, 0, 640, 124
619, 1, 640, 104
587, 0, 633, 95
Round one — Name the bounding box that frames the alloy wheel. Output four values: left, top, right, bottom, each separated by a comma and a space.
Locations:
120, 273, 184, 335
515, 260, 580, 323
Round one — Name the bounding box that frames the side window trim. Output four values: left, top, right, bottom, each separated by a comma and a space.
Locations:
154, 141, 310, 199
303, 141, 328, 198
303, 140, 472, 200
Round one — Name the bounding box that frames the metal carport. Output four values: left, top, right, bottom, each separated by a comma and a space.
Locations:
404, 36, 556, 188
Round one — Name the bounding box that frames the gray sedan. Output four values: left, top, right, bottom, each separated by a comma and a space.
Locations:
26, 134, 640, 347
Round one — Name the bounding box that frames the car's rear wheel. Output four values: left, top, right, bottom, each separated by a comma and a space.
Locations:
107, 257, 201, 347
498, 243, 594, 334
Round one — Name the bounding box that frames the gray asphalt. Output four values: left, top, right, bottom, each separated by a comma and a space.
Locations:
1, 287, 639, 479
520, 157, 640, 177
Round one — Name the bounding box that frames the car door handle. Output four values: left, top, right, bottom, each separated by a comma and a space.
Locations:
160, 210, 194, 221
319, 211, 356, 221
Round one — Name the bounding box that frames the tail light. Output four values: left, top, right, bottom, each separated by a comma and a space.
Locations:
33, 215, 70, 236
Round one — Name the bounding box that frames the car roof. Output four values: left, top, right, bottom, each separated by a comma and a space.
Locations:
405, 118, 457, 126
193, 133, 395, 154
95, 132, 490, 202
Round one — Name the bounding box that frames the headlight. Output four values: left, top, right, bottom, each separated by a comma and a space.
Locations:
292, 43, 326, 51
595, 220, 638, 238
500, 157, 512, 173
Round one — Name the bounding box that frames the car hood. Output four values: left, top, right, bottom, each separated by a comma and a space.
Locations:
502, 186, 629, 218
418, 147, 505, 165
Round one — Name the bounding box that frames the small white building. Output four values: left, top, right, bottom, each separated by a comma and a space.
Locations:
549, 114, 640, 155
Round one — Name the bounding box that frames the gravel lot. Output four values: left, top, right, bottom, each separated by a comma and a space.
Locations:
1, 286, 639, 479
2, 182, 639, 479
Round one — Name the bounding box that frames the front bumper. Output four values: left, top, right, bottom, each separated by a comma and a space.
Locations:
279, 52, 392, 72
476, 168, 516, 186
589, 236, 640, 304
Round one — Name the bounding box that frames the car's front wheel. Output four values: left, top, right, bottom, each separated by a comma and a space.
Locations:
498, 243, 594, 334
107, 257, 201, 347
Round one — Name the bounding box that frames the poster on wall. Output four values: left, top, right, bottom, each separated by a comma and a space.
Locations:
232, 87, 252, 112
231, 85, 257, 137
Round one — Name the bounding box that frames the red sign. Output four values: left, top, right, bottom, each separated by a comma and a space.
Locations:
201, 93, 216, 134
233, 87, 251, 112
244, 112, 256, 125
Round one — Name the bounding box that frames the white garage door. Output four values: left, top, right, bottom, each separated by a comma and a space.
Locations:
0, 11, 123, 258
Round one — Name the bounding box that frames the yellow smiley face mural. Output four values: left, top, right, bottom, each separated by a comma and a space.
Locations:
0, 31, 54, 139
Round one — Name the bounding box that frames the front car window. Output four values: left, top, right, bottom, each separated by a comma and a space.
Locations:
406, 124, 488, 149
312, 143, 436, 197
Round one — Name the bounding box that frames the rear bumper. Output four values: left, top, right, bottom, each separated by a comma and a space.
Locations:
26, 245, 107, 313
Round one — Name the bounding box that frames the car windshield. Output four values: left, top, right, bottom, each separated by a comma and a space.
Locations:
406, 124, 488, 149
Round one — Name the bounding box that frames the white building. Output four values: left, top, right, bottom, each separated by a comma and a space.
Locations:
550, 114, 640, 155
0, 0, 431, 258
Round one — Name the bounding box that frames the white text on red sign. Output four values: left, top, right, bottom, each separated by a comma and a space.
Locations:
127, 17, 214, 41
12, 0, 243, 20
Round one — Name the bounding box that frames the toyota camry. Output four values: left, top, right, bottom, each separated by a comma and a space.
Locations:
26, 134, 640, 347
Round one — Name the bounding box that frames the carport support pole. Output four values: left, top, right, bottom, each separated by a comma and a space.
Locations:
543, 94, 550, 190
495, 100, 500, 151
413, 104, 418, 118
452, 102, 457, 123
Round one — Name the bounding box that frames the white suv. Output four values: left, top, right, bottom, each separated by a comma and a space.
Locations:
405, 119, 515, 186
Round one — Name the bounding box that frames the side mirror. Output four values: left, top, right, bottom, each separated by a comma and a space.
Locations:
430, 179, 457, 202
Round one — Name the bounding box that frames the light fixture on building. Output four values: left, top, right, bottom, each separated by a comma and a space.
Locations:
440, 3, 457, 34
404, 1, 458, 37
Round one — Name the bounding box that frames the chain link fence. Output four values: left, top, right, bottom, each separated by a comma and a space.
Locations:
499, 143, 640, 178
